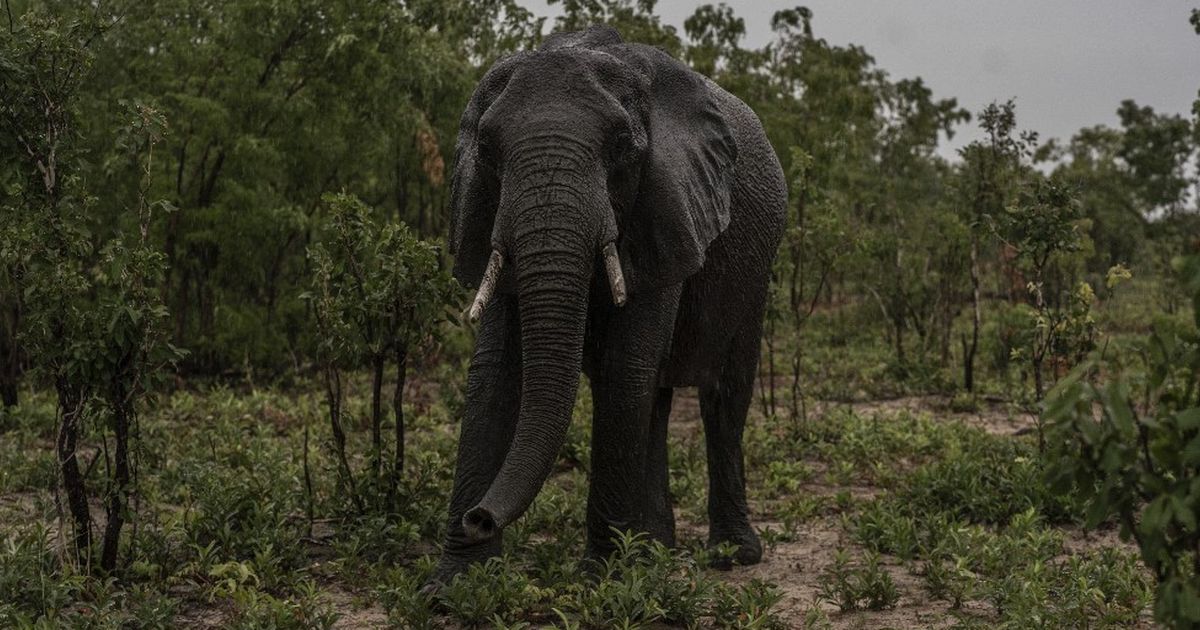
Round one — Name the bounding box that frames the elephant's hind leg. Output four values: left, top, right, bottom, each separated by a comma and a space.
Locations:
644, 387, 676, 547
699, 321, 763, 567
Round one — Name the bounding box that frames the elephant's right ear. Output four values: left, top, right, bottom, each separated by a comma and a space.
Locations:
449, 53, 528, 287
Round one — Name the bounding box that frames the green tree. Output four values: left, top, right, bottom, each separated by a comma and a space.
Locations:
956, 100, 1037, 392
683, 3, 746, 77
993, 178, 1089, 401
1046, 126, 1145, 272
862, 78, 969, 369
748, 7, 887, 415
1112, 100, 1197, 312
1, 6, 179, 572
550, 0, 683, 54
74, 0, 534, 375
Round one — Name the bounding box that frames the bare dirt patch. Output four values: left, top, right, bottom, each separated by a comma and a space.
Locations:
328, 586, 388, 629
711, 517, 974, 629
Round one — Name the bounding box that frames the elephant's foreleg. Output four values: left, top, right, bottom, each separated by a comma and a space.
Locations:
700, 322, 763, 567
586, 290, 680, 559
430, 295, 521, 584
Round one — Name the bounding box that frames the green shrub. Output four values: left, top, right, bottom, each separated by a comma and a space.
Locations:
437, 557, 544, 627
1046, 253, 1200, 627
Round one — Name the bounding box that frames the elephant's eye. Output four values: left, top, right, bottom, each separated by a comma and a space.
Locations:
476, 140, 500, 173
607, 131, 634, 166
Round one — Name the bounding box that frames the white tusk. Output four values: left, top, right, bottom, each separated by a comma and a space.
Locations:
602, 242, 627, 307
467, 249, 504, 323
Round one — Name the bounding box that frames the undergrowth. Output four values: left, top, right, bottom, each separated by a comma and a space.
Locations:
0, 374, 1155, 628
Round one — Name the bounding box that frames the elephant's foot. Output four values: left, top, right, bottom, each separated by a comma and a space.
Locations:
419, 541, 501, 597
706, 523, 762, 569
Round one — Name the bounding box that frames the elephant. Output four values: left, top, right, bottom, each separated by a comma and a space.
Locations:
428, 25, 787, 588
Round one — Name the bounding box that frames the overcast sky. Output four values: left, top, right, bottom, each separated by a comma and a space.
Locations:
520, 1, 1200, 159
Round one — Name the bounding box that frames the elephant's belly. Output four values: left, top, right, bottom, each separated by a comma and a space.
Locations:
661, 302, 729, 387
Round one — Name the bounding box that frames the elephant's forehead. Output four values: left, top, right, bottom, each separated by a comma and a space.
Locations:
485, 57, 631, 136
506, 50, 619, 97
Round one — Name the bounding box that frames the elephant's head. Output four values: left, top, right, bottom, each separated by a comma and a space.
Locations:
448, 26, 738, 541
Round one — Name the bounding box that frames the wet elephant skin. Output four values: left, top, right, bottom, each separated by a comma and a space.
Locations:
428, 25, 788, 589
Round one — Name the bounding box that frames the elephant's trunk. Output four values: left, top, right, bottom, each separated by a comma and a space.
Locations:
463, 160, 599, 541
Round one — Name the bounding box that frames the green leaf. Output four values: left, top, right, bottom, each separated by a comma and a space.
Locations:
1184, 434, 1200, 467
1083, 495, 1111, 529
1171, 495, 1198, 532
1142, 497, 1169, 535
1177, 408, 1200, 431
1103, 383, 1136, 436
1180, 581, 1200, 621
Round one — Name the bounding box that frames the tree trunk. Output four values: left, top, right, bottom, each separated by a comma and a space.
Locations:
56, 383, 91, 564
0, 379, 15, 408
323, 365, 361, 513
174, 268, 190, 352
390, 345, 408, 504
1033, 358, 1044, 401
964, 236, 981, 392
766, 313, 777, 418
1, 299, 21, 408
370, 354, 385, 480
100, 378, 131, 572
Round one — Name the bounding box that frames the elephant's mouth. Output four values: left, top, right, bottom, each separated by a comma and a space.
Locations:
466, 242, 626, 324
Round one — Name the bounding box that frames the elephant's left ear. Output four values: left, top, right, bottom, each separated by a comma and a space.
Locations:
609, 44, 738, 293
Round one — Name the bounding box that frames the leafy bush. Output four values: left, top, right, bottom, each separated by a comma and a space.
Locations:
305, 192, 458, 512
1046, 252, 1200, 627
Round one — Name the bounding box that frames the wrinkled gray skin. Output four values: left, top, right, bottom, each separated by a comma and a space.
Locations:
429, 26, 786, 588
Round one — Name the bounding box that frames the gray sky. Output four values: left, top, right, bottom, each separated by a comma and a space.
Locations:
521, 1, 1200, 159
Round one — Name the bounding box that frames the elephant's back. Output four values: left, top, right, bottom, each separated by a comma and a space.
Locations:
661, 82, 787, 388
